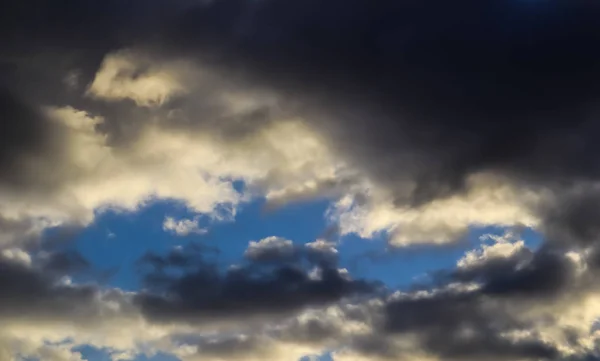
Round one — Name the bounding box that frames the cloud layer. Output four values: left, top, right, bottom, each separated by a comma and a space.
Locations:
3, 0, 600, 360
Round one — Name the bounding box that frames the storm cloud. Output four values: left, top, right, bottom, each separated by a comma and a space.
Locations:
3, 1, 600, 360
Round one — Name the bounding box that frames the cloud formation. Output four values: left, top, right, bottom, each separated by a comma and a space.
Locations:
136, 240, 376, 324
3, 1, 600, 360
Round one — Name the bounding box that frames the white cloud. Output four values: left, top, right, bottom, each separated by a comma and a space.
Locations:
245, 236, 295, 260
0, 248, 32, 267
0, 104, 343, 246
0, 101, 552, 253
327, 173, 544, 246
163, 216, 207, 236
457, 231, 528, 270
86, 50, 190, 107
305, 239, 338, 255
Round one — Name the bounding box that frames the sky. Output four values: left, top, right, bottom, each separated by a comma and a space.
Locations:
2, 0, 600, 361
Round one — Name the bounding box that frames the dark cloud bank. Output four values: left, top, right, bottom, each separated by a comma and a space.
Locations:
3, 0, 600, 360
135, 244, 376, 324
0, 249, 97, 319
3, 0, 600, 198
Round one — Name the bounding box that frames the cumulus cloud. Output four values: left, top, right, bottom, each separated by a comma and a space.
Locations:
244, 236, 340, 265
2, 231, 600, 361
163, 217, 207, 236
305, 239, 338, 257
136, 242, 376, 324
327, 244, 600, 361
244, 236, 296, 263
1, 248, 32, 267
0, 244, 343, 361
0, 249, 156, 361
457, 231, 529, 270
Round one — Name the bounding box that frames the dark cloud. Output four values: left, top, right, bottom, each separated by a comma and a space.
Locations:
243, 238, 297, 264
137, 243, 220, 273
244, 238, 338, 266
276, 315, 343, 345
143, 0, 600, 203
0, 89, 66, 189
133, 233, 600, 360
344, 240, 600, 361
445, 245, 575, 298
541, 188, 600, 247
479, 248, 575, 298
135, 245, 376, 323
0, 251, 97, 319
2, 0, 600, 240
381, 290, 551, 361
3, 1, 600, 179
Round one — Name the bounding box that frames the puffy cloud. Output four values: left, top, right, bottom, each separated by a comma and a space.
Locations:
1, 248, 32, 267
86, 51, 189, 107
305, 239, 338, 257
457, 231, 529, 270
328, 173, 543, 245
0, 102, 344, 245
245, 236, 296, 263
135, 242, 376, 324
2, 230, 600, 361
330, 240, 600, 361
163, 217, 207, 236
244, 236, 340, 265
0, 241, 376, 360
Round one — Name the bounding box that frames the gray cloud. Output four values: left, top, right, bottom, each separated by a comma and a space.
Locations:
0, 250, 97, 319
135, 243, 376, 324
336, 238, 600, 361
244, 237, 339, 266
